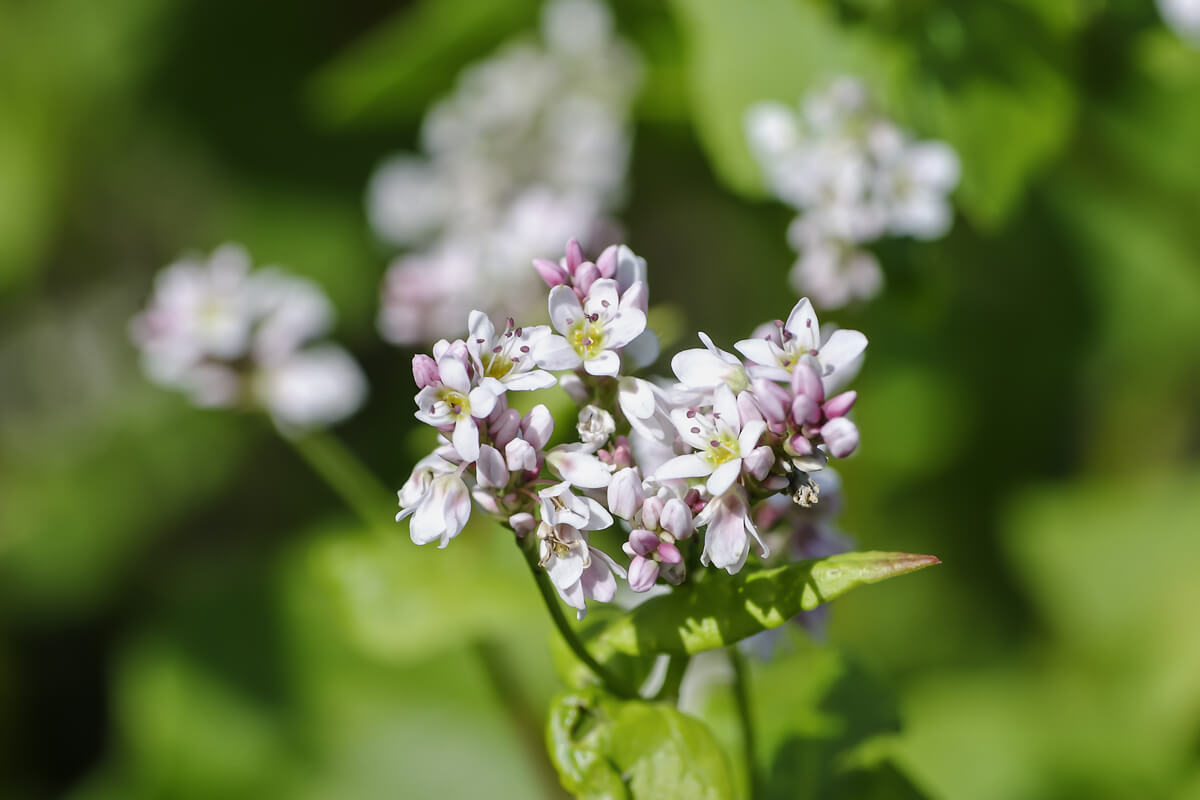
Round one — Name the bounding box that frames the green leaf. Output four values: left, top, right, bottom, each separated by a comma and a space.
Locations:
307, 0, 541, 128
588, 551, 939, 659
547, 689, 736, 800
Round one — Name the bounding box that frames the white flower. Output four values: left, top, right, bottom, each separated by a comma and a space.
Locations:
534, 278, 647, 376
654, 384, 766, 497
617, 377, 676, 443
538, 481, 613, 530
671, 333, 749, 393
466, 310, 556, 392
734, 298, 867, 393
413, 350, 503, 462
877, 140, 961, 241
576, 405, 616, 449
256, 345, 366, 430
695, 487, 768, 573
396, 458, 472, 548
545, 445, 614, 488
537, 521, 625, 619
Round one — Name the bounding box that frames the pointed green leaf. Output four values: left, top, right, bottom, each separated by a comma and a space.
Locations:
590, 551, 939, 658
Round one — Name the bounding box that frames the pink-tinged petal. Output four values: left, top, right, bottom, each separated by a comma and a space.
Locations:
737, 389, 764, 425
521, 404, 555, 449
706, 459, 742, 496
703, 501, 750, 572
452, 417, 479, 462
583, 278, 620, 316
733, 338, 779, 368
476, 445, 507, 489
607, 467, 644, 520
819, 329, 867, 382
713, 384, 739, 425
583, 548, 622, 600
557, 577, 587, 619
654, 453, 713, 481
509, 512, 537, 534
791, 361, 825, 402
792, 395, 821, 426
532, 335, 582, 371
441, 478, 472, 547
506, 438, 537, 472
822, 417, 859, 458
641, 497, 664, 530
823, 390, 857, 418
627, 529, 660, 556
657, 541, 683, 564
584, 349, 621, 377
412, 354, 439, 389
660, 499, 694, 539
627, 555, 659, 592
750, 379, 789, 425
615, 245, 647, 293
743, 445, 774, 481
437, 353, 470, 393
468, 385, 498, 419
546, 448, 613, 488
738, 420, 766, 455
504, 370, 557, 391
489, 407, 521, 448
547, 550, 585, 591
574, 262, 600, 294
784, 297, 820, 350
548, 284, 584, 334
533, 258, 569, 287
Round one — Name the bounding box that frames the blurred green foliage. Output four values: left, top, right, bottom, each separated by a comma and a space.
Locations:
2, 0, 1200, 798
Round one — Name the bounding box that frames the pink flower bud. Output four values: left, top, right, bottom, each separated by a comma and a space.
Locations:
628, 555, 660, 592
565, 238, 585, 274
657, 541, 683, 564
821, 417, 859, 458
607, 467, 644, 520
823, 390, 857, 418
505, 438, 538, 473
610, 436, 633, 468
521, 405, 554, 450
476, 445, 508, 489
509, 512, 537, 535
628, 529, 660, 556
743, 445, 774, 481
791, 395, 821, 426
574, 261, 600, 294
596, 244, 618, 279
533, 258, 568, 287
789, 433, 814, 456
490, 408, 521, 448
738, 389, 765, 426
659, 498, 694, 539
751, 379, 790, 425
412, 354, 439, 389
791, 361, 825, 404
641, 496, 665, 530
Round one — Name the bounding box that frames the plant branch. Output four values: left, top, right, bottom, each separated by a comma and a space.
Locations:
285, 430, 393, 534
730, 646, 762, 800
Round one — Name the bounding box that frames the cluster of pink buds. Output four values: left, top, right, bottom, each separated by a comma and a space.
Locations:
398, 238, 869, 618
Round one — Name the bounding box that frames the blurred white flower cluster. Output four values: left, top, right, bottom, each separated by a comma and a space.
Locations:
746, 77, 960, 309
370, 0, 642, 345
1159, 0, 1200, 45
130, 244, 366, 432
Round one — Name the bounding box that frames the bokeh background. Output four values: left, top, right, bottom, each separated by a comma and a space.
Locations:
3, 0, 1200, 798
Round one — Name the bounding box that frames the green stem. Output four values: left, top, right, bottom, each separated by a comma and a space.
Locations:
656, 653, 691, 704
519, 541, 635, 699
286, 430, 394, 534
730, 647, 761, 800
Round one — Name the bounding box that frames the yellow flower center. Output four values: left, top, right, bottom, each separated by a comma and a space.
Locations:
703, 430, 741, 467
569, 319, 606, 361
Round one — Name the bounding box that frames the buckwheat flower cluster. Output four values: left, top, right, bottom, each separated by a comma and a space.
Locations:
397, 238, 869, 620
130, 244, 367, 431
1159, 0, 1200, 46
371, 0, 642, 345
745, 77, 960, 308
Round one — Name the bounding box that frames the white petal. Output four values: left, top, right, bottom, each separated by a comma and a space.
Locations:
584, 349, 620, 377
603, 308, 646, 350
468, 385, 498, 418
532, 335, 582, 371
548, 285, 583, 335
672, 349, 726, 389
654, 453, 713, 481
713, 384, 739, 425
706, 459, 741, 496
618, 377, 656, 419
583, 278, 620, 317
784, 298, 820, 350
581, 497, 615, 531
738, 420, 766, 455
452, 417, 479, 462
580, 553, 617, 603
476, 444, 507, 489
819, 329, 867, 391
547, 551, 586, 591
504, 370, 557, 391
733, 338, 780, 368
438, 354, 470, 394
467, 310, 494, 351
547, 448, 613, 488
